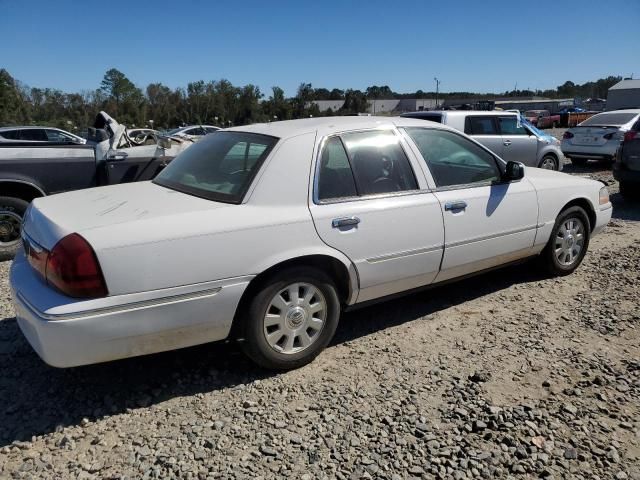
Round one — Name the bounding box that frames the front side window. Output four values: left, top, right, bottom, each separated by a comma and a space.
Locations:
404, 128, 501, 188
46, 129, 74, 142
464, 117, 498, 135
499, 116, 528, 135
154, 131, 277, 203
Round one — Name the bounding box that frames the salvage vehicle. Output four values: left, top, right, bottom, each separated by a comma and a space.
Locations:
613, 118, 640, 199
561, 109, 640, 166
126, 128, 160, 145
10, 117, 611, 370
0, 112, 192, 259
524, 110, 560, 129
0, 126, 86, 144
400, 110, 565, 170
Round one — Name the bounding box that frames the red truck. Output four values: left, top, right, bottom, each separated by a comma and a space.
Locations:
524, 110, 561, 129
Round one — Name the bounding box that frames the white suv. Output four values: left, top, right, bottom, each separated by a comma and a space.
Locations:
401, 111, 565, 170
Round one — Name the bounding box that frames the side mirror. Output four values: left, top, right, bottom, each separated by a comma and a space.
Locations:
158, 137, 172, 149
505, 161, 525, 181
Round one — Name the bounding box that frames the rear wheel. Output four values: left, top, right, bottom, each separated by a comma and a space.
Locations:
538, 154, 558, 170
0, 196, 28, 261
539, 206, 590, 276
239, 267, 341, 370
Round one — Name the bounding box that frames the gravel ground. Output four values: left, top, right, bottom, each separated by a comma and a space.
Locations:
1, 163, 639, 479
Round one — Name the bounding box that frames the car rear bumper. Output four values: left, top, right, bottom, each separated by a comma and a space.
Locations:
10, 251, 251, 368
561, 142, 619, 159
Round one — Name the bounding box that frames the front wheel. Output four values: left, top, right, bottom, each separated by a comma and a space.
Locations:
538, 155, 558, 170
539, 206, 590, 276
239, 267, 341, 370
0, 196, 29, 261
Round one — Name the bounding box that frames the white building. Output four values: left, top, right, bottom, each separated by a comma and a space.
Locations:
606, 79, 640, 111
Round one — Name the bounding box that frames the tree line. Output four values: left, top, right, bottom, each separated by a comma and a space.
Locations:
0, 68, 624, 131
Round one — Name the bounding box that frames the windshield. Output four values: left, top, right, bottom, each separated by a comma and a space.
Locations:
580, 112, 638, 127
154, 131, 278, 204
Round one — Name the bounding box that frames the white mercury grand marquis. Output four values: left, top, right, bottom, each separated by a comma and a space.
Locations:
10, 116, 612, 369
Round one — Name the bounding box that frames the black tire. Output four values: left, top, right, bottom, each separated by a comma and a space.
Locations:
570, 158, 588, 167
539, 206, 591, 276
538, 154, 559, 170
239, 267, 341, 370
0, 196, 29, 261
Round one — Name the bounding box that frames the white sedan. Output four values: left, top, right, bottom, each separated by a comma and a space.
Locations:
10, 117, 612, 369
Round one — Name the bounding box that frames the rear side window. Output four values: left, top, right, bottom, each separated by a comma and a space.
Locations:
404, 128, 501, 188
316, 130, 418, 201
20, 129, 48, 141
498, 116, 528, 135
317, 137, 358, 201
154, 131, 278, 204
0, 130, 20, 140
464, 117, 498, 135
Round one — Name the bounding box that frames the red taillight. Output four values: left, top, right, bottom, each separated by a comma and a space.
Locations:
45, 233, 108, 298
624, 131, 638, 142
563, 131, 574, 139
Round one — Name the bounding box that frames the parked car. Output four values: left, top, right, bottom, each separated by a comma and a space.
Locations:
166, 125, 220, 140
561, 109, 640, 166
613, 118, 640, 199
0, 112, 193, 259
557, 107, 586, 115
10, 116, 611, 370
0, 126, 86, 144
524, 110, 561, 129
400, 110, 565, 170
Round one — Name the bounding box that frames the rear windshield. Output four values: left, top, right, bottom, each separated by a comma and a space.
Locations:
581, 112, 638, 127
154, 131, 278, 203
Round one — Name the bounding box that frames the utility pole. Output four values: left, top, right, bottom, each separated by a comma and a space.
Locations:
434, 77, 441, 109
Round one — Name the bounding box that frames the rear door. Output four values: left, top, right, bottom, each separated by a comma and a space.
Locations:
498, 116, 539, 165
403, 127, 538, 282
309, 129, 444, 302
463, 116, 505, 158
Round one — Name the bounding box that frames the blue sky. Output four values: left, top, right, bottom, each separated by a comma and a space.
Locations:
1, 0, 638, 97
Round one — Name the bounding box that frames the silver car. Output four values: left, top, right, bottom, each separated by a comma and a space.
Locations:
0, 126, 86, 144
561, 109, 640, 166
400, 110, 565, 170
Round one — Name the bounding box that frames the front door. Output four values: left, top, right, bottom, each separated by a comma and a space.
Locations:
498, 116, 539, 165
309, 129, 444, 303
403, 127, 538, 282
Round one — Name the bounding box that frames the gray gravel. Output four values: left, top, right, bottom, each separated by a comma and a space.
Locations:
1, 166, 639, 479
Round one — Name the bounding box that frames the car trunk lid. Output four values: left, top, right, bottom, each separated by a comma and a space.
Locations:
23, 182, 230, 251
567, 126, 619, 146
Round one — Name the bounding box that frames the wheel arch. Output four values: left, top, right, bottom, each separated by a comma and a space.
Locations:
229, 253, 358, 339
559, 197, 597, 232
0, 179, 46, 203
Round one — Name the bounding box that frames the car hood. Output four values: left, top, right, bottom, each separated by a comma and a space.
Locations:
24, 182, 229, 250
524, 166, 601, 189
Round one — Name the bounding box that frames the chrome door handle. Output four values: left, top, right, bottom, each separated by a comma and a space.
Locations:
503, 140, 512, 146
444, 200, 467, 211
332, 216, 360, 228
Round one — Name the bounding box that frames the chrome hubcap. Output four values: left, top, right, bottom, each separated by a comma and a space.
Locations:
263, 282, 327, 355
0, 212, 22, 246
541, 157, 556, 170
555, 218, 585, 266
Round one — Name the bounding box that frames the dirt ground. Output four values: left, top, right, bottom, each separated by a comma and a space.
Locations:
0, 159, 638, 479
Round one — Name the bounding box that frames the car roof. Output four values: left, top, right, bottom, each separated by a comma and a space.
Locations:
597, 109, 640, 114
225, 115, 464, 139
402, 110, 517, 118
0, 126, 59, 131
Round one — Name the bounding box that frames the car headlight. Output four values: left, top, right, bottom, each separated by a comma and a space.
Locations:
599, 186, 610, 205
